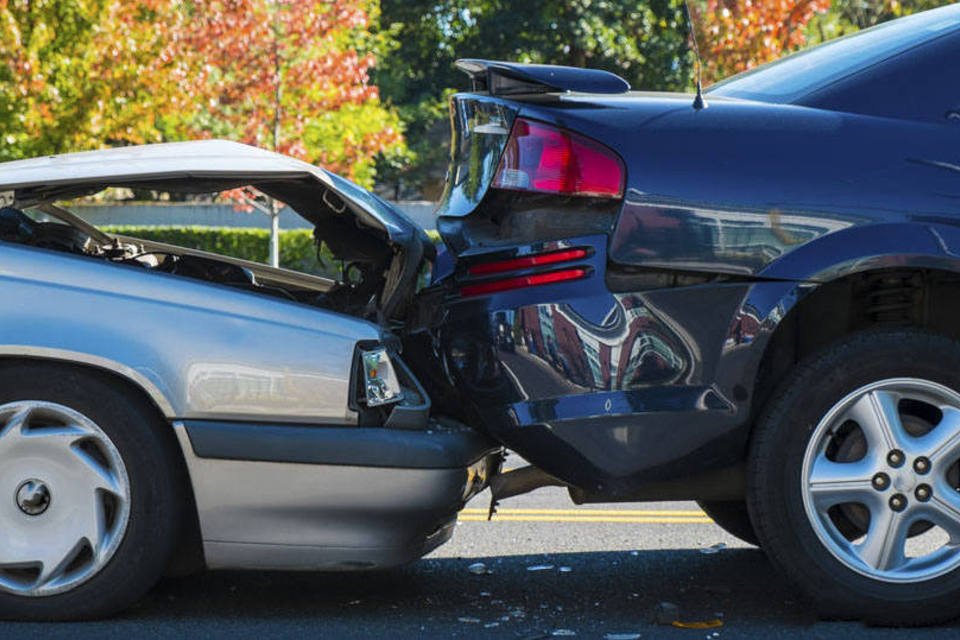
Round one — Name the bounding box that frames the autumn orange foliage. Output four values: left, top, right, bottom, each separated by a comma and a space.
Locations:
0, 0, 402, 186
163, 0, 401, 179
694, 0, 831, 84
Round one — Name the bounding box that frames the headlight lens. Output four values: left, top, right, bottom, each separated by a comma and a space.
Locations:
360, 347, 402, 407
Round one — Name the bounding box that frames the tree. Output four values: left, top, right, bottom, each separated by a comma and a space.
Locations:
807, 0, 953, 44
0, 0, 403, 190
690, 0, 955, 84
164, 0, 403, 187
691, 0, 830, 84
0, 0, 172, 161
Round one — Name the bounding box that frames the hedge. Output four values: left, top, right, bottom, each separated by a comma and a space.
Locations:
104, 226, 336, 276
103, 226, 442, 278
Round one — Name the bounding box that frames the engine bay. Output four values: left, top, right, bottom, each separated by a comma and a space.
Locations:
0, 205, 385, 317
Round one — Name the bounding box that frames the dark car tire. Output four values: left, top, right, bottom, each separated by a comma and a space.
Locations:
0, 362, 184, 620
748, 329, 960, 625
697, 500, 759, 546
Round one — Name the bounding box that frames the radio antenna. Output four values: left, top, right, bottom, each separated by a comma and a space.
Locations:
683, 1, 707, 110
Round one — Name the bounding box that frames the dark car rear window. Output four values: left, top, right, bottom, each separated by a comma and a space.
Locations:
708, 4, 960, 104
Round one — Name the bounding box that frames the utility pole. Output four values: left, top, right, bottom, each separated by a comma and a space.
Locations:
267, 1, 283, 268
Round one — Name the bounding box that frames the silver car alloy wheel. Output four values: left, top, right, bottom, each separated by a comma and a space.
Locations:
802, 378, 960, 583
0, 401, 130, 596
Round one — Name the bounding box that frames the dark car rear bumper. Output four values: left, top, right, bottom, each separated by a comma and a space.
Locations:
173, 419, 501, 571
430, 233, 777, 499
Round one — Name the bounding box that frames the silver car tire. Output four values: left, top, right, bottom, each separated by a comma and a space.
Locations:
0, 361, 184, 621
748, 330, 960, 625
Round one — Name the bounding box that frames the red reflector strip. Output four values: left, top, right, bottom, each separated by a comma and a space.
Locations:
460, 268, 588, 297
467, 248, 589, 276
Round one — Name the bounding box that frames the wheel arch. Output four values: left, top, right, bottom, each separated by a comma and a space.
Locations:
748, 261, 960, 429
0, 353, 205, 575
0, 347, 176, 417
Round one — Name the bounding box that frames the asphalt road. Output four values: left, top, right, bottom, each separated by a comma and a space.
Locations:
4, 485, 960, 639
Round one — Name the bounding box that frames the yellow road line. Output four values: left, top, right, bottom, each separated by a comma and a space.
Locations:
458, 515, 713, 524
460, 508, 708, 517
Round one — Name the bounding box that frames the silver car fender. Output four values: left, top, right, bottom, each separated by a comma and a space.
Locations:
0, 242, 376, 424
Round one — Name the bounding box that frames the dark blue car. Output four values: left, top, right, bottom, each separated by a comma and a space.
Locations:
407, 3, 960, 625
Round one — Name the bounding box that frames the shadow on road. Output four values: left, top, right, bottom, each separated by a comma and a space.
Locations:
6, 548, 960, 638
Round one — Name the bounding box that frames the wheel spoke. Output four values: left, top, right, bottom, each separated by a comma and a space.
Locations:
22, 424, 89, 441
70, 443, 122, 495
856, 508, 912, 572
35, 539, 87, 588
808, 456, 877, 510
845, 390, 905, 452
918, 407, 960, 465
928, 487, 960, 543
0, 406, 32, 446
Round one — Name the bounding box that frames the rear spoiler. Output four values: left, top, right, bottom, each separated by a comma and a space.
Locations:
455, 59, 630, 96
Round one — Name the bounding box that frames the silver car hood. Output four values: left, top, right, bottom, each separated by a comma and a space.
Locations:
0, 140, 428, 246
0, 140, 435, 320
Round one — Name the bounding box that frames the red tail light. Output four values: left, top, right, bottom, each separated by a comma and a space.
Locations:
460, 268, 589, 297
492, 118, 624, 198
467, 248, 589, 276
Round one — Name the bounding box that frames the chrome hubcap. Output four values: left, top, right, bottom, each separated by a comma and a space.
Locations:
0, 401, 130, 596
802, 378, 960, 583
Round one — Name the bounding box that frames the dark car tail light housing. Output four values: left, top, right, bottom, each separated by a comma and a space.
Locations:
492, 118, 625, 199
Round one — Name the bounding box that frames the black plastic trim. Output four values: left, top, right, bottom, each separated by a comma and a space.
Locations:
455, 59, 630, 95
182, 419, 500, 469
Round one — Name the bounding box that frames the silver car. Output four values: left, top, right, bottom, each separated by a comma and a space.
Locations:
0, 141, 501, 620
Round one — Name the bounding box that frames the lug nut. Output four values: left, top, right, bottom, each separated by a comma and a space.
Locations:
872, 473, 890, 491
914, 457, 931, 475
916, 484, 932, 502
888, 450, 905, 468
890, 493, 908, 512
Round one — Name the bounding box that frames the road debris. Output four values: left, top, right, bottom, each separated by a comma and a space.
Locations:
671, 619, 724, 629
468, 562, 490, 575
551, 630, 577, 637
699, 543, 727, 555
527, 564, 555, 572
559, 566, 572, 573
604, 633, 642, 640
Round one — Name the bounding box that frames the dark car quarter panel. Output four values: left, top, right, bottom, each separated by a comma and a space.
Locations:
431, 89, 960, 500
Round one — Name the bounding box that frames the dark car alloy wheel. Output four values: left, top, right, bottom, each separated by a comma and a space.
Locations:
801, 378, 960, 583
748, 330, 960, 625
